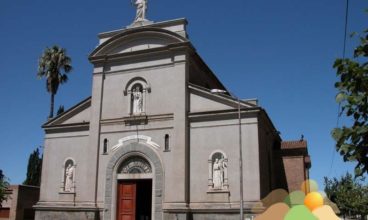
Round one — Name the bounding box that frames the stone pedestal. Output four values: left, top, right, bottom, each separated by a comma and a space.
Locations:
127, 20, 154, 28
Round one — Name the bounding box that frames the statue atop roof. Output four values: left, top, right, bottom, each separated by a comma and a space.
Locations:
133, 0, 148, 22
128, 0, 152, 27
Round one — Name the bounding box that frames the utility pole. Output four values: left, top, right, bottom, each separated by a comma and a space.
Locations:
211, 89, 244, 220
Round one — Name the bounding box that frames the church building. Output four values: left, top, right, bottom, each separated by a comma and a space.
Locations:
34, 3, 311, 220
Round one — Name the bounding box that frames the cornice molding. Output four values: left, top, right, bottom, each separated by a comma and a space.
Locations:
89, 41, 194, 65
89, 27, 190, 59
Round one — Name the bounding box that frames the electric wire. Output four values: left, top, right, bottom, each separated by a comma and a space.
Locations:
342, 0, 350, 60
328, 0, 350, 176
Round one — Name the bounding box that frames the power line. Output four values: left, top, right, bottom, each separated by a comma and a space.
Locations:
329, 0, 350, 176
342, 0, 350, 59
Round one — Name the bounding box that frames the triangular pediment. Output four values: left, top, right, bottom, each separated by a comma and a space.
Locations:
43, 97, 91, 127
189, 84, 257, 113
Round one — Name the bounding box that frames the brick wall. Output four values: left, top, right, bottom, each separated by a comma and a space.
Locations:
281, 140, 311, 193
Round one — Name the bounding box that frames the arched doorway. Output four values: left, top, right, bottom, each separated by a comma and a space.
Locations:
117, 156, 152, 220
104, 142, 163, 220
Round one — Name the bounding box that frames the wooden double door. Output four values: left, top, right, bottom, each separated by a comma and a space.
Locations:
117, 180, 152, 220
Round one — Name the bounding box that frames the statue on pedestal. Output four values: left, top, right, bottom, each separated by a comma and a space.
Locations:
132, 85, 143, 114
213, 159, 222, 188
213, 158, 227, 189
64, 164, 75, 192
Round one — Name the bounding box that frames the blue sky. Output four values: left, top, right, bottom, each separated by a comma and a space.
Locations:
0, 0, 367, 190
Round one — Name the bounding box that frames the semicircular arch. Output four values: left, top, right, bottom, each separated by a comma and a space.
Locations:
104, 142, 164, 220
208, 149, 228, 160
90, 28, 188, 57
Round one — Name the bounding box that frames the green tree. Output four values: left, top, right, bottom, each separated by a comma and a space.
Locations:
0, 170, 10, 205
332, 28, 368, 176
37, 46, 72, 119
23, 148, 43, 186
324, 173, 368, 219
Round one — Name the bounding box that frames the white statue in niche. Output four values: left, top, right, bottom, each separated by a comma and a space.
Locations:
132, 86, 143, 114
133, 0, 147, 22
64, 164, 75, 192
213, 159, 221, 188
208, 151, 229, 191
212, 157, 227, 189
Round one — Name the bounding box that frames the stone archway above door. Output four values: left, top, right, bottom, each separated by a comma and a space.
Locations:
104, 142, 163, 220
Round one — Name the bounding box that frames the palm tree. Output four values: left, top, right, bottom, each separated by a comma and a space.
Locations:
37, 46, 72, 119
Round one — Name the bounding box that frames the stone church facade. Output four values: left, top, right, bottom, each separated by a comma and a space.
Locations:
34, 17, 311, 220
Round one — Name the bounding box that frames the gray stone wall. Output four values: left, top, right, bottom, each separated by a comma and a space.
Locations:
35, 210, 101, 220
189, 113, 261, 205
39, 134, 91, 203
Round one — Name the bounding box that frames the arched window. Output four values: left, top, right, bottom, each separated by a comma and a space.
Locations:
103, 138, 108, 154
164, 134, 170, 152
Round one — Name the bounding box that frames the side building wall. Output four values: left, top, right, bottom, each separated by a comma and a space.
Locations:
281, 141, 311, 192
189, 110, 262, 219
38, 134, 92, 204
0, 185, 39, 220
35, 132, 98, 220
282, 156, 306, 192
258, 113, 275, 198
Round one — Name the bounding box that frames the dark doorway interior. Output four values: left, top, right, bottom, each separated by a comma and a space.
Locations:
136, 179, 152, 220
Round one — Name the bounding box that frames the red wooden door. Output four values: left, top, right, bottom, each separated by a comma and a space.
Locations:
117, 182, 136, 220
